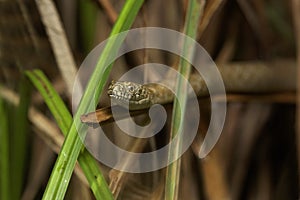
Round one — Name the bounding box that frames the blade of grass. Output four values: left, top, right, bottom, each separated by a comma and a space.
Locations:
41, 1, 144, 199
79, 0, 98, 53
165, 0, 205, 199
25, 69, 113, 199
11, 75, 31, 200
26, 71, 72, 134
0, 95, 10, 200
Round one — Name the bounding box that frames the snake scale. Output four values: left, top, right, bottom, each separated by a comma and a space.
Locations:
106, 60, 296, 111
80, 60, 296, 124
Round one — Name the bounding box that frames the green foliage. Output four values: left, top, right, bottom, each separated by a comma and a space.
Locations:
165, 0, 204, 199
11, 76, 31, 200
26, 70, 113, 199
0, 94, 10, 200
26, 1, 144, 199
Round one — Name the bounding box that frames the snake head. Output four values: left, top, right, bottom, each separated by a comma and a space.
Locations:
107, 80, 152, 110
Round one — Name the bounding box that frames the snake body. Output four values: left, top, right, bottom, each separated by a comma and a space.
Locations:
107, 60, 296, 110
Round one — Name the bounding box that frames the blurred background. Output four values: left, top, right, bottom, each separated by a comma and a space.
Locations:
0, 0, 299, 199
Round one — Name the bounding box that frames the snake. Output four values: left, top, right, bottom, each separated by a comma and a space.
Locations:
107, 60, 296, 111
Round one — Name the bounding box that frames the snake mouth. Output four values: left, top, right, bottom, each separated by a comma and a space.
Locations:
107, 81, 152, 110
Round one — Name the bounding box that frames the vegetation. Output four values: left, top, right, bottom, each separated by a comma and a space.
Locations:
0, 0, 299, 199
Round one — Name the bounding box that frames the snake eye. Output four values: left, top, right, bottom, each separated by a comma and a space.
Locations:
128, 85, 134, 92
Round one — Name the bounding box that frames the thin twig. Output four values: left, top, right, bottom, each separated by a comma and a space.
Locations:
16, 0, 40, 53
81, 92, 296, 126
291, 0, 300, 192
98, 0, 118, 24
109, 135, 148, 198
236, 0, 264, 44
198, 0, 224, 38
214, 93, 296, 104
215, 15, 239, 63
80, 105, 150, 125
